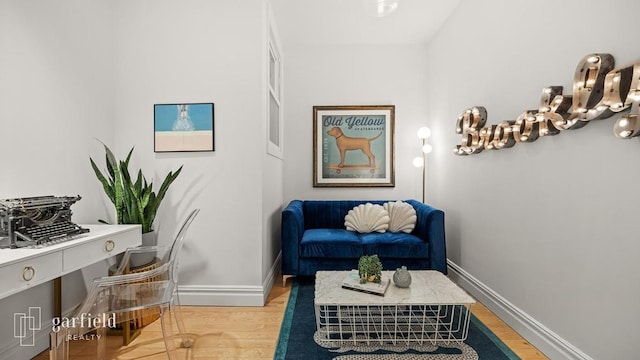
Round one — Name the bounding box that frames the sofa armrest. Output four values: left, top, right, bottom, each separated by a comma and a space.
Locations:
281, 200, 305, 275
406, 200, 447, 274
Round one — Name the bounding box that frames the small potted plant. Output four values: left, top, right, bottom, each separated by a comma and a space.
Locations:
358, 255, 383, 284
90, 142, 182, 266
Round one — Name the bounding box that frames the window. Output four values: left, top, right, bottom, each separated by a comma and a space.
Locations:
267, 18, 283, 158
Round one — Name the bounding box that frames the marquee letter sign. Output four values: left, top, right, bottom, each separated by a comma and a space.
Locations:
455, 53, 640, 156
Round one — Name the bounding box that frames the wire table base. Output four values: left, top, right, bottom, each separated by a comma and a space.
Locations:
314, 271, 475, 345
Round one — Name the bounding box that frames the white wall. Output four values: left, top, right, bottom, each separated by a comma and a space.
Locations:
262, 0, 285, 297
8, 0, 636, 358
0, 0, 115, 357
283, 44, 430, 203
262, 152, 284, 292
0, 0, 115, 222
0, 1, 283, 356
427, 0, 640, 359
112, 0, 280, 305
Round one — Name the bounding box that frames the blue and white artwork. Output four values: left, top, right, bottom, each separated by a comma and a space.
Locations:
154, 103, 214, 152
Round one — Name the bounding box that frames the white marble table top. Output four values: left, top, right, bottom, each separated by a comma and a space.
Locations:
315, 270, 475, 306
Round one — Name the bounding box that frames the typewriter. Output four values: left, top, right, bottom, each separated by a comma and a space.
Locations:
0, 195, 90, 249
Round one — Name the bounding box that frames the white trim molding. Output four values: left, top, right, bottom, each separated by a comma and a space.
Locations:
178, 254, 282, 307
178, 284, 265, 307
447, 260, 593, 360
262, 252, 282, 304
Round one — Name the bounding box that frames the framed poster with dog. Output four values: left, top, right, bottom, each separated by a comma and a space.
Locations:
313, 105, 395, 187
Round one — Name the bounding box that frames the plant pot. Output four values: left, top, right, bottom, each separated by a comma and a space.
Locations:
129, 231, 157, 268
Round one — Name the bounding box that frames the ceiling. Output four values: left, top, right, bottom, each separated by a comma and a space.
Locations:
270, 0, 462, 47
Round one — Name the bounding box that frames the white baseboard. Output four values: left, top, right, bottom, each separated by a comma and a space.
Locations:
447, 260, 592, 360
178, 284, 265, 306
178, 253, 283, 307
262, 252, 282, 304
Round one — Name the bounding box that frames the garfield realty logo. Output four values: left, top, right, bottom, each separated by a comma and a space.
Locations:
52, 313, 117, 341
14, 307, 41, 346
14, 308, 117, 346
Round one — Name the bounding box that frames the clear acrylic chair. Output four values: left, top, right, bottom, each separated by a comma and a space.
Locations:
49, 209, 200, 360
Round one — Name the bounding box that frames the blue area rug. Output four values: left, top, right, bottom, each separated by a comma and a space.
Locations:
274, 278, 520, 360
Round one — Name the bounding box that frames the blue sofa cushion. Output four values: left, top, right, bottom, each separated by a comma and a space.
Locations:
303, 200, 387, 229
360, 232, 428, 258
300, 229, 363, 258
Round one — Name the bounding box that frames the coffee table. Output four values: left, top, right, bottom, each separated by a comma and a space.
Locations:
314, 270, 475, 345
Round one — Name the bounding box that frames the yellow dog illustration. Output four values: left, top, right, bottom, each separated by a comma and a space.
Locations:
326, 127, 383, 168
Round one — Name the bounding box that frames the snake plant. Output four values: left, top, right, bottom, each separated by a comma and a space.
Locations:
89, 142, 182, 233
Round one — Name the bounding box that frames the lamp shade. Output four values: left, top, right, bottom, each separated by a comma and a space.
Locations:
412, 156, 423, 167
417, 126, 431, 139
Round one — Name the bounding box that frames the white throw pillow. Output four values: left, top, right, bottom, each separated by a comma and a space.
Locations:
383, 201, 417, 233
344, 203, 390, 233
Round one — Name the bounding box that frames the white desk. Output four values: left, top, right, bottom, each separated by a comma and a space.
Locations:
0, 224, 141, 315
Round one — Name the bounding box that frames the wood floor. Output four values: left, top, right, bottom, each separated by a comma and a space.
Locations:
34, 280, 548, 360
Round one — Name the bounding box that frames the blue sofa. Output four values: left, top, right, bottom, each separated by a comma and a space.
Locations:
281, 199, 447, 278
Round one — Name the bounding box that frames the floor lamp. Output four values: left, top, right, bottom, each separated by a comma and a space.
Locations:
413, 127, 432, 203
